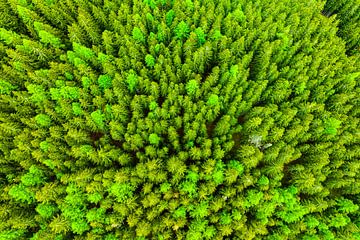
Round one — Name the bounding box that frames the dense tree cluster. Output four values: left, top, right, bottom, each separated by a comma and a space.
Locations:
322, 0, 360, 55
0, 0, 359, 239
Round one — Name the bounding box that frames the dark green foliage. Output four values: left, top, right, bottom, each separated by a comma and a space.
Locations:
0, 0, 359, 239
323, 0, 360, 54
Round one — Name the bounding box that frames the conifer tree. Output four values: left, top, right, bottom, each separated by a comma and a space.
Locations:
0, 0, 359, 239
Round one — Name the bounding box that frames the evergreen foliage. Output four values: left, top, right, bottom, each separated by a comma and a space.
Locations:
0, 0, 359, 239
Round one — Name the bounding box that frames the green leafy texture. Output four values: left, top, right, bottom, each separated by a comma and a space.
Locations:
0, 28, 22, 45
144, 0, 157, 9
257, 175, 270, 186
165, 10, 175, 26
186, 170, 199, 182
336, 198, 359, 213
0, 230, 26, 240
21, 166, 45, 186
60, 86, 80, 100
35, 114, 51, 127
159, 182, 171, 193
227, 160, 244, 175
173, 206, 187, 219
36, 203, 57, 219
98, 74, 112, 90
149, 101, 158, 111
244, 189, 264, 208
38, 30, 61, 48
323, 0, 360, 54
81, 76, 91, 88
126, 71, 138, 93
71, 219, 90, 235
229, 65, 239, 77
190, 201, 209, 219
305, 216, 320, 229
328, 214, 351, 228
211, 30, 222, 40
149, 133, 161, 145
0, 0, 359, 239
72, 42, 95, 60
39, 141, 50, 152
43, 159, 55, 170
323, 117, 341, 135
206, 94, 219, 106
0, 80, 17, 94
186, 79, 198, 95
132, 27, 145, 43
174, 21, 190, 40
65, 72, 74, 80
91, 110, 105, 130
86, 207, 106, 222
145, 54, 155, 68
8, 184, 35, 203
219, 211, 232, 225
179, 180, 197, 198
87, 192, 103, 204
154, 43, 161, 53
27, 84, 47, 104
194, 27, 206, 46
72, 102, 82, 116
109, 183, 134, 203
97, 52, 111, 63
203, 225, 216, 239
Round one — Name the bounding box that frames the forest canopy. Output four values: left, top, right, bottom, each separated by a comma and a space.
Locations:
0, 0, 359, 239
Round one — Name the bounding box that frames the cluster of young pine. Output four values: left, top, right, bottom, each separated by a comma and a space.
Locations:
0, 0, 359, 239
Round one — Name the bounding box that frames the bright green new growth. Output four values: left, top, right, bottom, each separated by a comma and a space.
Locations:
27, 84, 47, 103
109, 183, 134, 203
257, 175, 270, 186
207, 94, 219, 106
165, 10, 175, 26
190, 202, 209, 219
323, 117, 341, 135
228, 160, 244, 175
60, 86, 80, 100
174, 21, 190, 40
21, 166, 45, 186
126, 71, 138, 93
8, 184, 35, 204
40, 141, 49, 151
38, 30, 61, 47
91, 110, 105, 129
36, 203, 57, 218
159, 182, 171, 193
35, 114, 51, 127
145, 54, 155, 67
194, 27, 206, 46
73, 42, 95, 60
81, 76, 91, 88
72, 102, 82, 115
149, 133, 160, 145
0, 80, 17, 94
132, 27, 145, 43
87, 192, 103, 203
220, 211, 232, 225
149, 101, 158, 110
98, 74, 112, 90
173, 206, 187, 219
186, 80, 198, 95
